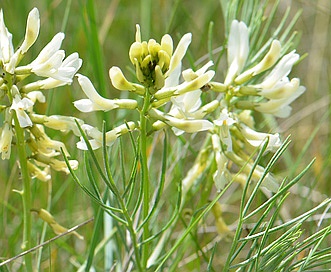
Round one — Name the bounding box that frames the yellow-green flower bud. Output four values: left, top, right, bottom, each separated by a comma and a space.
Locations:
154, 65, 165, 90
129, 42, 143, 64
109, 66, 144, 95
158, 50, 171, 72
209, 82, 227, 93
128, 25, 191, 90
148, 39, 161, 58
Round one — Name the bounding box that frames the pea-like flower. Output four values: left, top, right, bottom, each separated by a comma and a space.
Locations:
151, 61, 218, 135
213, 109, 237, 152
74, 74, 138, 112
77, 122, 136, 150
210, 19, 305, 123
0, 7, 82, 180
10, 92, 34, 128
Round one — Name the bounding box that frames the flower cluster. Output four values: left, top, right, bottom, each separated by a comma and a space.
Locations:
74, 20, 305, 193
74, 24, 217, 149
0, 8, 82, 180
200, 20, 304, 192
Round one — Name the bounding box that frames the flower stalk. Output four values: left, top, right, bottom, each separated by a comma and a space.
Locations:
12, 99, 33, 272
140, 89, 151, 268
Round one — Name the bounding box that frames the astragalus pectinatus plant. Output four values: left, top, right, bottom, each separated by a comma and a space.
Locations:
1, 0, 331, 271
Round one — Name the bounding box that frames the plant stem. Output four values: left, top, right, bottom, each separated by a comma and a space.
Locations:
140, 89, 151, 268
13, 114, 33, 272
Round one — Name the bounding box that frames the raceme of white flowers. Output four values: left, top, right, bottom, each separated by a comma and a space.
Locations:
0, 7, 305, 193
74, 19, 305, 193
0, 8, 82, 180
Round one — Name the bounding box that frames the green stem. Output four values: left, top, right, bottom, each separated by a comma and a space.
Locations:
13, 114, 33, 272
140, 89, 151, 268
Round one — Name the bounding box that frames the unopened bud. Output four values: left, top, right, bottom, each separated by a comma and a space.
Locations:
160, 34, 173, 56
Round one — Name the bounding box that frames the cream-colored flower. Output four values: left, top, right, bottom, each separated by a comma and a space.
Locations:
213, 109, 236, 152
10, 93, 33, 128
109, 66, 145, 95
74, 74, 138, 112
0, 8, 81, 176
239, 124, 281, 152
77, 122, 136, 150
151, 61, 218, 135
26, 91, 46, 104
20, 8, 40, 54
5, 8, 40, 73
235, 40, 281, 84
224, 20, 284, 87
150, 108, 213, 135
27, 161, 51, 182
224, 20, 249, 86
34, 153, 78, 174
0, 9, 14, 66
255, 77, 305, 118
29, 125, 70, 157
253, 50, 300, 90
18, 33, 82, 83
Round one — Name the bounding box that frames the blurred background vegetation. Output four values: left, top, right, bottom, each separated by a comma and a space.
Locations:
0, 0, 330, 270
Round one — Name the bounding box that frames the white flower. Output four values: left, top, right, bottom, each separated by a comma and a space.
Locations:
253, 51, 299, 90
213, 109, 236, 152
74, 74, 138, 112
166, 33, 192, 78
10, 93, 33, 128
149, 108, 213, 135
151, 61, 217, 134
255, 78, 306, 118
43, 115, 84, 136
20, 8, 40, 54
0, 9, 14, 65
154, 69, 215, 100
5, 8, 40, 73
238, 50, 306, 118
34, 153, 78, 174
235, 40, 281, 84
51, 158, 78, 174
170, 89, 202, 118
77, 122, 136, 150
25, 33, 82, 82
30, 32, 64, 68
224, 20, 249, 85
239, 124, 281, 152
26, 91, 45, 103
169, 61, 214, 116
